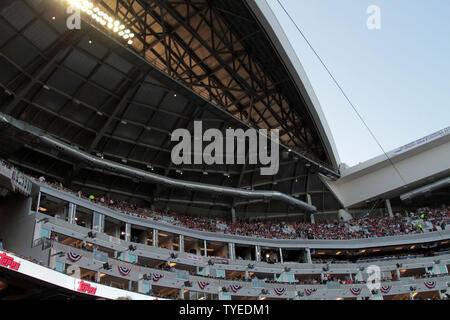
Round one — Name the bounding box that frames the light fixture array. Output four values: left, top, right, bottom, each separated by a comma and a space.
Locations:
67, 0, 135, 45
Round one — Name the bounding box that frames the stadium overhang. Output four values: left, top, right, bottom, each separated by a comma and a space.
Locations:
246, 0, 341, 171
0, 0, 343, 218
322, 128, 450, 208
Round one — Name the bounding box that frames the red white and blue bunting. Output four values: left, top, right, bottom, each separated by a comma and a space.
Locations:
350, 288, 362, 296
424, 281, 436, 289
380, 285, 392, 294
151, 273, 164, 282
304, 288, 317, 296
118, 266, 131, 276
67, 251, 82, 263
274, 288, 286, 296
198, 281, 210, 290
230, 285, 243, 293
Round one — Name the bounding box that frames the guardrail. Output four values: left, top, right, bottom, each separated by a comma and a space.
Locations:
38, 212, 450, 277
39, 185, 450, 250
50, 241, 450, 300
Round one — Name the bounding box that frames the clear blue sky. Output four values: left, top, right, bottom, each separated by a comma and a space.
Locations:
268, 0, 450, 167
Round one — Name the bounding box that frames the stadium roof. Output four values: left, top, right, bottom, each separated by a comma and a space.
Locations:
0, 0, 342, 218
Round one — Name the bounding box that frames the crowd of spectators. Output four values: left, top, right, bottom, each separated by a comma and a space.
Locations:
1, 159, 448, 241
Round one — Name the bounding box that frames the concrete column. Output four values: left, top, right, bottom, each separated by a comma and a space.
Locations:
396, 269, 401, 280
125, 223, 131, 242
152, 229, 159, 247
196, 242, 201, 256
228, 243, 236, 260
36, 192, 41, 212
179, 288, 185, 300
231, 207, 236, 224
279, 248, 284, 264
385, 199, 394, 218
306, 193, 312, 205
68, 203, 76, 224
305, 248, 312, 264
310, 214, 315, 225
203, 240, 208, 257
255, 245, 261, 262
179, 235, 184, 253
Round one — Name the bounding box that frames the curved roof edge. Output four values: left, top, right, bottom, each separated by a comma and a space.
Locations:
246, 0, 341, 171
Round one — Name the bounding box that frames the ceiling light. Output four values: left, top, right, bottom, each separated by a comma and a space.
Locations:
119, 25, 125, 30
113, 27, 119, 32
127, 40, 133, 45
118, 31, 124, 36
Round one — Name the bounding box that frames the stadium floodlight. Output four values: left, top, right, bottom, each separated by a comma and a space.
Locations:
67, 1, 134, 46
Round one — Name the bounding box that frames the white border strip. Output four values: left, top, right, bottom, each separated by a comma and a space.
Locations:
0, 250, 166, 300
